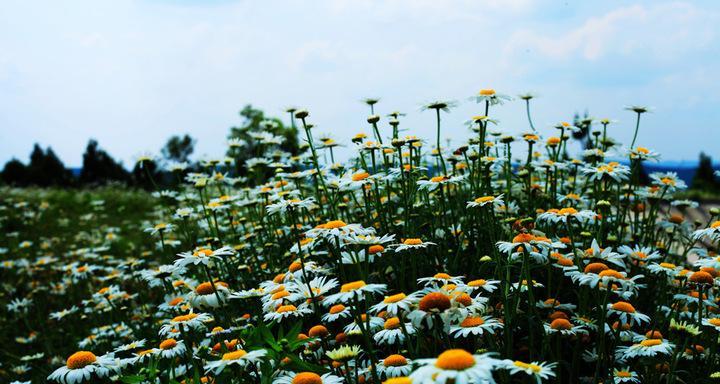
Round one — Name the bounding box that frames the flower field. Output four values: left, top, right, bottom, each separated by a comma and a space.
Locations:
2, 92, 720, 384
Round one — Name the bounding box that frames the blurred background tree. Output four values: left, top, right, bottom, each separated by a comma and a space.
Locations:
79, 139, 131, 185
692, 152, 720, 191
162, 134, 195, 163
226, 104, 300, 176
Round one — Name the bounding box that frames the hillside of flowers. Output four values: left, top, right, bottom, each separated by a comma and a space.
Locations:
2, 91, 720, 384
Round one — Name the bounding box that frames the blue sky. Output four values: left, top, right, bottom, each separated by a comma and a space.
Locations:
1, 0, 719, 167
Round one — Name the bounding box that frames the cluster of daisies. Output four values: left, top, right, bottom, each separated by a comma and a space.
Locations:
2, 90, 720, 384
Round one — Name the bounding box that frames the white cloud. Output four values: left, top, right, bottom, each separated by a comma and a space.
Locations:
505, 2, 718, 61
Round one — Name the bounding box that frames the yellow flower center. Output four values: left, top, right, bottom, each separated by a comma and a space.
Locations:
474, 196, 495, 204
221, 350, 247, 360
340, 280, 366, 292
513, 361, 542, 373
276, 305, 297, 313
352, 172, 370, 181
430, 176, 447, 183
324, 220, 347, 229
172, 313, 198, 323
479, 89, 496, 96
640, 339, 662, 347
403, 238, 422, 245
383, 293, 407, 304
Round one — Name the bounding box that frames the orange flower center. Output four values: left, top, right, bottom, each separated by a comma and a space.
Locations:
66, 351, 97, 369
384, 317, 401, 330
460, 316, 485, 328
383, 293, 407, 304
383, 354, 408, 366
640, 339, 662, 347
329, 304, 346, 314
276, 305, 297, 313
340, 280, 366, 292
160, 339, 177, 350
419, 292, 451, 312
292, 372, 323, 384
435, 349, 476, 370
611, 302, 636, 313
221, 350, 247, 360
550, 318, 573, 330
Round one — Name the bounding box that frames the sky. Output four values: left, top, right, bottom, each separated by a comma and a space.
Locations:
1, 0, 719, 168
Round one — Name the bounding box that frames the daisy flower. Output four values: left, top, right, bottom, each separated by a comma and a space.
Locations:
322, 304, 353, 323
203, 349, 266, 375
410, 349, 499, 384
371, 292, 420, 315
324, 280, 387, 305
392, 238, 437, 253
157, 339, 186, 359
273, 372, 343, 384
373, 317, 416, 345
693, 221, 720, 243
378, 354, 414, 378
174, 246, 235, 268
607, 301, 650, 326
417, 273, 464, 288
263, 304, 313, 322
47, 351, 117, 384
159, 312, 213, 336
613, 367, 641, 383
449, 315, 503, 338
470, 89, 512, 105
542, 318, 587, 336
499, 360, 557, 382
616, 338, 674, 360
466, 194, 504, 209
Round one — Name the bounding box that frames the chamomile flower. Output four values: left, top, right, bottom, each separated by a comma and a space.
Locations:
47, 351, 117, 384
371, 292, 420, 315
273, 372, 344, 384
500, 360, 557, 382
410, 349, 499, 384
612, 367, 641, 383
616, 338, 674, 360
449, 315, 503, 338
607, 302, 650, 326
392, 238, 437, 253
203, 349, 266, 375
378, 354, 414, 378
324, 280, 387, 305
373, 317, 416, 345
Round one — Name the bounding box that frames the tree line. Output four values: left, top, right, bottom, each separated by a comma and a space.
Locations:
0, 104, 300, 189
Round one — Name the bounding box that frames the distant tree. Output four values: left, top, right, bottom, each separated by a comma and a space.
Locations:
79, 140, 131, 185
1, 159, 28, 186
226, 105, 300, 176
692, 152, 720, 191
25, 145, 73, 186
162, 134, 195, 163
